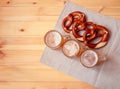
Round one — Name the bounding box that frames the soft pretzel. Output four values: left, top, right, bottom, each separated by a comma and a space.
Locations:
62, 11, 86, 33
83, 25, 109, 48
62, 11, 109, 49
62, 15, 73, 33
72, 22, 95, 41
69, 11, 86, 22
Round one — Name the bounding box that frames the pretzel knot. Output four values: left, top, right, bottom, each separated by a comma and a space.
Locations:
83, 25, 109, 48
62, 11, 86, 33
72, 22, 96, 42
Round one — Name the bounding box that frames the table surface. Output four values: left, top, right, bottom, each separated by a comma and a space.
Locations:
0, 0, 119, 89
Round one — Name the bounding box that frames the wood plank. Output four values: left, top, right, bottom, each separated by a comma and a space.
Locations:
0, 7, 119, 22
0, 50, 43, 63
0, 45, 45, 50
0, 62, 97, 89
101, 7, 120, 15
0, 63, 85, 82
0, 0, 65, 7
0, 63, 50, 70
0, 16, 59, 21
0, 7, 120, 16
0, 0, 120, 7
0, 37, 44, 45
0, 82, 97, 89
72, 0, 120, 7
0, 21, 55, 36
0, 7, 62, 16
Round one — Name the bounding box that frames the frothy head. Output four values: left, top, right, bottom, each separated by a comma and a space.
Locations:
80, 50, 98, 67
44, 30, 62, 49
62, 40, 80, 57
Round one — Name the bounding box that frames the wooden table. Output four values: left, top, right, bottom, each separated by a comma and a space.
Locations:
0, 0, 119, 89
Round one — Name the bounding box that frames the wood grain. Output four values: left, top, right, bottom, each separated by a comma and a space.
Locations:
0, 0, 120, 7
0, 0, 120, 89
0, 82, 96, 89
0, 21, 55, 36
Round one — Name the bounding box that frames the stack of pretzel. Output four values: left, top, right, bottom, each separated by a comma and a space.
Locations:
62, 11, 109, 49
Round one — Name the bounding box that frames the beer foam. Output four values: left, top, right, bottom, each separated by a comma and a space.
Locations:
45, 31, 62, 48
63, 40, 80, 57
81, 50, 98, 67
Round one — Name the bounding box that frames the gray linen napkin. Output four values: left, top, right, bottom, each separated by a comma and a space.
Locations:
40, 1, 120, 89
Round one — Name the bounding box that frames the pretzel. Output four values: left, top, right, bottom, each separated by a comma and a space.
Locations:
83, 25, 109, 48
72, 22, 96, 41
62, 11, 86, 33
69, 11, 86, 22
62, 15, 73, 33
62, 11, 110, 49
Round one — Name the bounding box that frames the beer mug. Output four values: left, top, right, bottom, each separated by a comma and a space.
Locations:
80, 50, 107, 68
44, 30, 107, 68
44, 30, 83, 57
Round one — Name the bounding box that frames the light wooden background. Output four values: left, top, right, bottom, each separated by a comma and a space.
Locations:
0, 0, 120, 89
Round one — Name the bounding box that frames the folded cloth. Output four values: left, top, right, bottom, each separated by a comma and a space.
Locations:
40, 1, 120, 89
